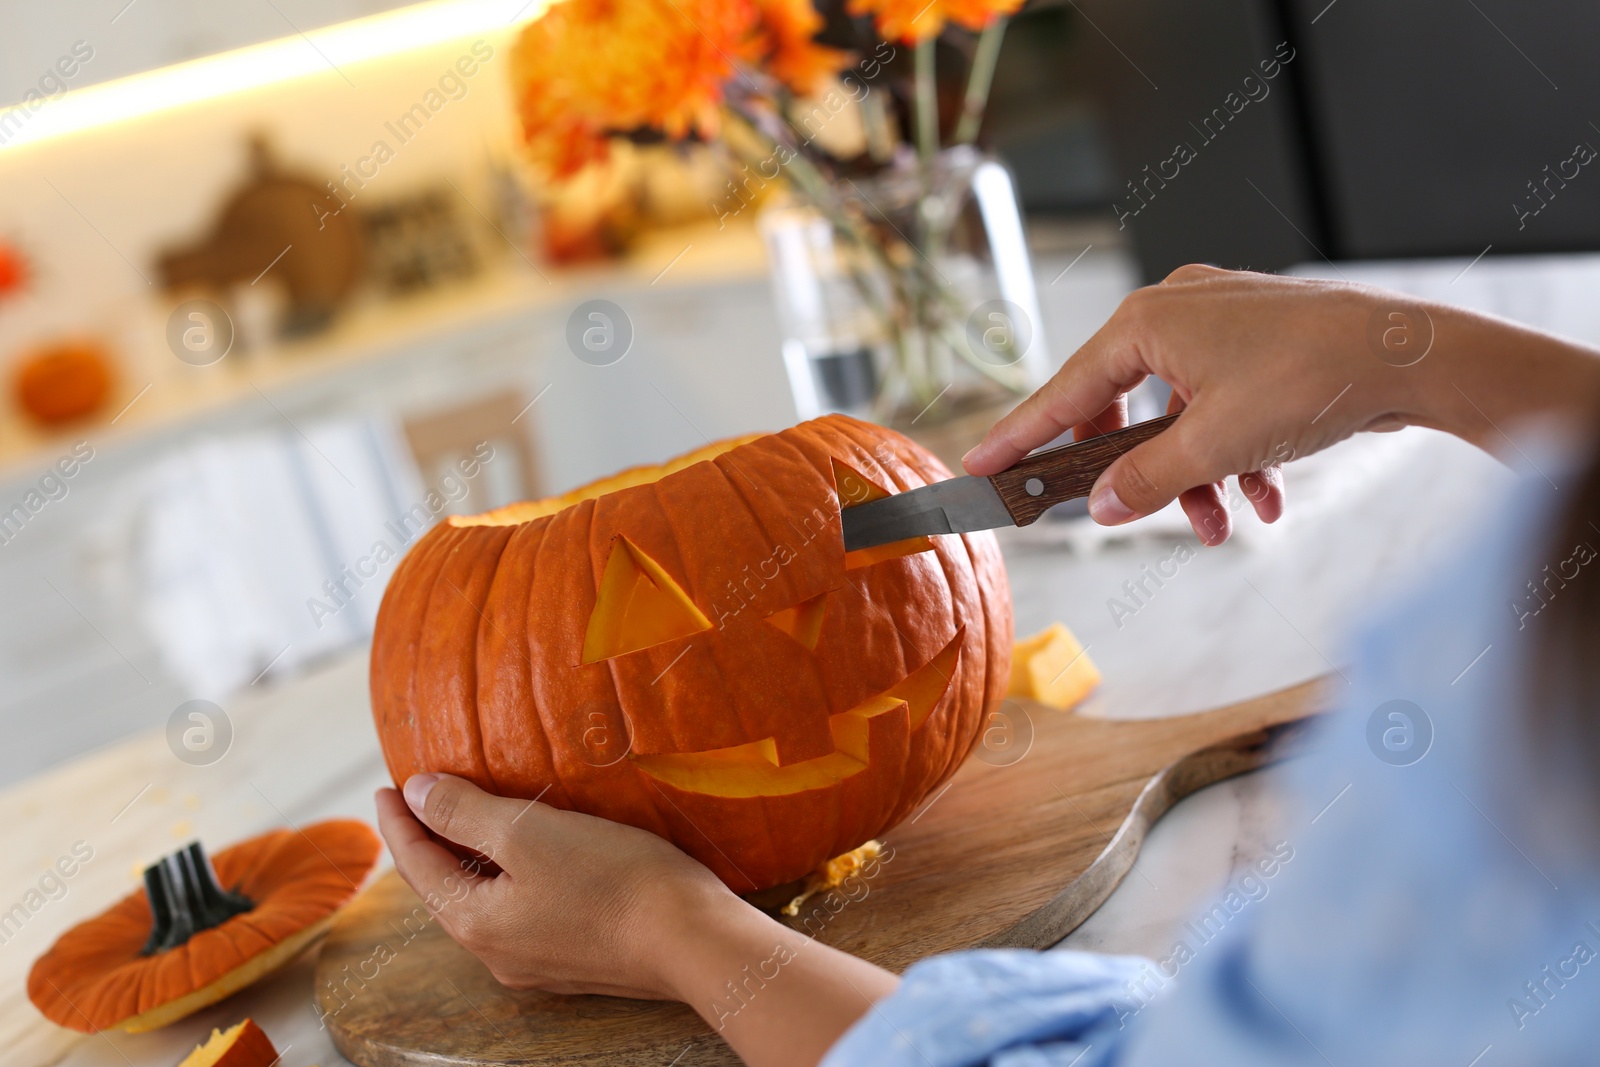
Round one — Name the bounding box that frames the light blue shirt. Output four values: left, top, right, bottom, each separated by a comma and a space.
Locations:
825, 465, 1600, 1066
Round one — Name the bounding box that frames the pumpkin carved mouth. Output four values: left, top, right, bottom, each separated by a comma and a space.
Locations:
630, 629, 962, 798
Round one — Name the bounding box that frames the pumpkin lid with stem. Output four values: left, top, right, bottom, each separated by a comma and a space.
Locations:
28, 818, 381, 1033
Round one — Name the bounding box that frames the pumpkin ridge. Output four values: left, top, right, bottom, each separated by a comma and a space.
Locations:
906, 547, 970, 818
674, 463, 790, 872
650, 450, 814, 880
225, 827, 289, 894
961, 527, 1005, 771
825, 416, 963, 826
711, 437, 824, 604
531, 501, 603, 813
800, 422, 903, 848
760, 431, 846, 557
469, 523, 519, 795
481, 519, 562, 803
694, 456, 832, 749
521, 512, 580, 811
455, 525, 519, 786
978, 528, 1011, 727
413, 527, 483, 780
634, 477, 757, 829
807, 422, 916, 710
913, 534, 975, 808
384, 527, 456, 790
640, 776, 762, 890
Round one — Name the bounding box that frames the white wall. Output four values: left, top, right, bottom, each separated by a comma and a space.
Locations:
2, 0, 435, 107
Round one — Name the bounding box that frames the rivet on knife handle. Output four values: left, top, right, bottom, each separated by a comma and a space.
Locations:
986, 413, 1181, 526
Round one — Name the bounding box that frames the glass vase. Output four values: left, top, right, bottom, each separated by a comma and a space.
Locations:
760, 145, 1049, 466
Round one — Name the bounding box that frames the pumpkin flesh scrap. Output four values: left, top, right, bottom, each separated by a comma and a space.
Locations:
1008, 622, 1100, 710
178, 1017, 279, 1067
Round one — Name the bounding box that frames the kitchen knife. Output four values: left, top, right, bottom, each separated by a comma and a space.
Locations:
841, 413, 1180, 551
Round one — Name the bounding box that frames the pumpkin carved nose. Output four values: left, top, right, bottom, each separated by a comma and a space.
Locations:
765, 592, 828, 650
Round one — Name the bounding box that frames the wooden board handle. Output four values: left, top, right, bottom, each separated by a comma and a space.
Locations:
988, 413, 1181, 526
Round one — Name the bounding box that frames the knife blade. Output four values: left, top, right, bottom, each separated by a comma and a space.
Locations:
841, 413, 1180, 552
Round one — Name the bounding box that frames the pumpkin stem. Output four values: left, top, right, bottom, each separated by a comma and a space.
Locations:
141, 841, 254, 955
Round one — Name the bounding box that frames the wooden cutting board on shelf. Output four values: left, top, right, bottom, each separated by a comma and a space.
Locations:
318, 677, 1329, 1067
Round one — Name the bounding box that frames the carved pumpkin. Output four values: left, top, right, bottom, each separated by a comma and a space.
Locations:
371, 414, 1011, 892
28, 820, 380, 1033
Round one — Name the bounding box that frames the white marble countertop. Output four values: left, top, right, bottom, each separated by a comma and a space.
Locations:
1, 425, 1509, 1067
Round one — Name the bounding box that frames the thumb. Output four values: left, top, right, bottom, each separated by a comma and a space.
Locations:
1087, 410, 1222, 525
403, 772, 517, 858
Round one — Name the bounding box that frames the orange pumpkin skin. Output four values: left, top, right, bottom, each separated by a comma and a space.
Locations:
27, 820, 380, 1033
13, 341, 114, 425
371, 414, 1012, 893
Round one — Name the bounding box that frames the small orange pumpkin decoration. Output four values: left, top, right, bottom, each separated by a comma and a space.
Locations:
371, 414, 1011, 893
12, 340, 114, 425
28, 820, 380, 1033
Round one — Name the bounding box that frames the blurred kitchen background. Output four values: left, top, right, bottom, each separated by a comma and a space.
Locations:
4, 0, 1600, 785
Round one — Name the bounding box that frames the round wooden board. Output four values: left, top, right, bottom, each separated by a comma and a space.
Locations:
319, 679, 1327, 1066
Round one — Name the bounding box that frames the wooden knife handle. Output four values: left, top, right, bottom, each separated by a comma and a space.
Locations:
988, 413, 1181, 526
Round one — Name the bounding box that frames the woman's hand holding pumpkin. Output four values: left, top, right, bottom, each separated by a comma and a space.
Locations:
376, 773, 898, 1067
964, 265, 1600, 543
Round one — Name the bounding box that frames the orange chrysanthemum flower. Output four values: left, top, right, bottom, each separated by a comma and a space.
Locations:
512, 0, 759, 178
513, 0, 849, 177
752, 0, 851, 96
847, 0, 1022, 43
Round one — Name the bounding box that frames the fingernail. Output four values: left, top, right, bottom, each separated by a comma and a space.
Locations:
403, 773, 439, 814
1088, 483, 1136, 525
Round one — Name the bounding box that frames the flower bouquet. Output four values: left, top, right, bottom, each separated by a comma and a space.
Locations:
511, 0, 1049, 441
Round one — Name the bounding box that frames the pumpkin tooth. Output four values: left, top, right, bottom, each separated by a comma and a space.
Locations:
884, 629, 963, 731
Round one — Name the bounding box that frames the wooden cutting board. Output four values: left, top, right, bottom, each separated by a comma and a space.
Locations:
318, 678, 1328, 1066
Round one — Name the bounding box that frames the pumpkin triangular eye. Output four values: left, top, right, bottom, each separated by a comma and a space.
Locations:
831, 458, 891, 508
582, 537, 711, 663
831, 458, 935, 569
765, 593, 828, 650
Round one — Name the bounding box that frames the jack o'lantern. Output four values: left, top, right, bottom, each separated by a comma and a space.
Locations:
371, 414, 1011, 892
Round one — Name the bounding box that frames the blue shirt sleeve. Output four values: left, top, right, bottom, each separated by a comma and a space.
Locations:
820, 949, 1148, 1067
825, 464, 1600, 1067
